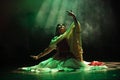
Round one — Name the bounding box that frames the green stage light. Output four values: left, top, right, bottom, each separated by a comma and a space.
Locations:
44, 0, 62, 29
35, 0, 79, 34
34, 0, 115, 46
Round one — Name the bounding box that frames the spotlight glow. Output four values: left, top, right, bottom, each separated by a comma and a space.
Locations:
34, 0, 115, 46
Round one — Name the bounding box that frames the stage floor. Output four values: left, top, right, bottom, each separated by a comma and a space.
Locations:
0, 62, 120, 80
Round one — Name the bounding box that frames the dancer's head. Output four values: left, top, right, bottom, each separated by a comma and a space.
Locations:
55, 24, 66, 36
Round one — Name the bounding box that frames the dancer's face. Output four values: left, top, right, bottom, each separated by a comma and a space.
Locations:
58, 25, 66, 34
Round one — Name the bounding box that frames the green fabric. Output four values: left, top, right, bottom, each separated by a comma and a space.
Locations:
21, 58, 107, 72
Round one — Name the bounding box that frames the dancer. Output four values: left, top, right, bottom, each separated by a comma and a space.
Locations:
21, 11, 107, 72
31, 10, 83, 62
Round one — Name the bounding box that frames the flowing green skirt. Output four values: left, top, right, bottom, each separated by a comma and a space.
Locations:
21, 58, 107, 72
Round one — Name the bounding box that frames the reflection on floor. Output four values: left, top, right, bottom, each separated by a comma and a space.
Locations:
0, 62, 120, 80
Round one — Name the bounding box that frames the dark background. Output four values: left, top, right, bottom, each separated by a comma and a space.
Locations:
0, 0, 120, 70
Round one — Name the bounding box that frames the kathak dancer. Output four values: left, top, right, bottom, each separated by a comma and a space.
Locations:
21, 11, 107, 72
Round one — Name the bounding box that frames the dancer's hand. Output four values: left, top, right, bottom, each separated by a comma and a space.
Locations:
66, 10, 75, 17
30, 55, 39, 60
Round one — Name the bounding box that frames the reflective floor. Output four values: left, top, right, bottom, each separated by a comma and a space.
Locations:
0, 62, 120, 80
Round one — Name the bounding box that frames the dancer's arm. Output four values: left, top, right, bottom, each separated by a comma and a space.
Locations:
31, 44, 55, 60
66, 11, 81, 33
